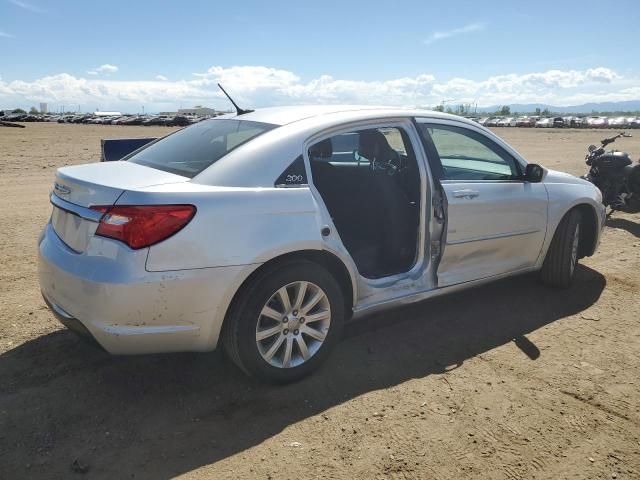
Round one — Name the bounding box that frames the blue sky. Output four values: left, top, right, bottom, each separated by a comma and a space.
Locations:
1, 0, 639, 112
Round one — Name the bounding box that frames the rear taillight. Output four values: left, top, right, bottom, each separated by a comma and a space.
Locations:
90, 205, 196, 249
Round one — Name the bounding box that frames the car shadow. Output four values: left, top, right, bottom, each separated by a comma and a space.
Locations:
606, 216, 640, 238
0, 265, 605, 479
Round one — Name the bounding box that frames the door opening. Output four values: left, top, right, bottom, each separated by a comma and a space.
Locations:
309, 127, 421, 279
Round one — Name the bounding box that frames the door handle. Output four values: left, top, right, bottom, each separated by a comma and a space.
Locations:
452, 189, 480, 199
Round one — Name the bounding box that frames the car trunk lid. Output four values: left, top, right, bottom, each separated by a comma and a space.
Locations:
51, 161, 189, 252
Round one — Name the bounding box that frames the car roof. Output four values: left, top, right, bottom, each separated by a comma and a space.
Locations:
192, 104, 512, 188
214, 104, 477, 128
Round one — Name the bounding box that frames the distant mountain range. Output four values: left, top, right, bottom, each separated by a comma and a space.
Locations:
476, 100, 640, 114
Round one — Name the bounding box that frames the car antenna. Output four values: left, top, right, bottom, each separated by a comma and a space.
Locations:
217, 83, 254, 115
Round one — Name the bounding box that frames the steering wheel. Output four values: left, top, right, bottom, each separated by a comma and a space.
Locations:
353, 149, 403, 175
372, 150, 402, 175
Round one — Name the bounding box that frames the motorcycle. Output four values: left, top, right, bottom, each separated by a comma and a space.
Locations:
581, 132, 640, 214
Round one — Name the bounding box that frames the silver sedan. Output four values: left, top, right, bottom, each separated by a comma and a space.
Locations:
39, 106, 605, 382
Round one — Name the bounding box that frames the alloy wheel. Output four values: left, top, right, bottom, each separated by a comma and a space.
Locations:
255, 281, 331, 368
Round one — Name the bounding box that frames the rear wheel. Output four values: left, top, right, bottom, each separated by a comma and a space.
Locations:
540, 209, 582, 288
222, 260, 345, 383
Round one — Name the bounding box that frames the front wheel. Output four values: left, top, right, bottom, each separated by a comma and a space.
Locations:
222, 260, 345, 383
540, 209, 582, 288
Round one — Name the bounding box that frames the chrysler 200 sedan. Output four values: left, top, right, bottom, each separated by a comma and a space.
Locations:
39, 106, 606, 382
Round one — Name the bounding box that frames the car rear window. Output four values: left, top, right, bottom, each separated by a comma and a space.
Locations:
127, 119, 276, 178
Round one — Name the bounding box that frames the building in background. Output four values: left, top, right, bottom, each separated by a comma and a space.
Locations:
177, 107, 217, 117
40, 103, 48, 113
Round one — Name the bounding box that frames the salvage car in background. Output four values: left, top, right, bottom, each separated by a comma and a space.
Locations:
608, 116, 628, 128
516, 116, 535, 127
565, 116, 584, 128
498, 117, 517, 127
39, 106, 605, 382
535, 117, 554, 128
586, 116, 609, 128
553, 117, 565, 128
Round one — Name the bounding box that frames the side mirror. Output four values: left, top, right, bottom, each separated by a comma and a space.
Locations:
524, 163, 544, 183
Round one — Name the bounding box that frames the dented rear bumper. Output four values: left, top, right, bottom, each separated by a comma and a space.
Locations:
38, 221, 249, 354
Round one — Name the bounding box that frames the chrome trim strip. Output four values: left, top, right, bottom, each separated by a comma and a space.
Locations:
446, 228, 540, 246
50, 193, 104, 222
274, 183, 309, 188
440, 179, 525, 184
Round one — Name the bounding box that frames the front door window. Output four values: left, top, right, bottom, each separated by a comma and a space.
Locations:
419, 124, 521, 181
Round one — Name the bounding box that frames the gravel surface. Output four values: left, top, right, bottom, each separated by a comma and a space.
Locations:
0, 123, 639, 479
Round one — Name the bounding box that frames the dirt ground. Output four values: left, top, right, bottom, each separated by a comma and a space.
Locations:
0, 123, 639, 480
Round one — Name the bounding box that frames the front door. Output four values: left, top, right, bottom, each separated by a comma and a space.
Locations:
416, 121, 548, 287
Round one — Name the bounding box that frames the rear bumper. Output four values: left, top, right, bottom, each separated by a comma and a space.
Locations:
38, 222, 253, 354
41, 293, 103, 347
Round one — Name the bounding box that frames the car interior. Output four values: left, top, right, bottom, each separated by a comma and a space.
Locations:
309, 127, 421, 279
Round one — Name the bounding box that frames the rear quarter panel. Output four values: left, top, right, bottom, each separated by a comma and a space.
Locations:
117, 185, 324, 272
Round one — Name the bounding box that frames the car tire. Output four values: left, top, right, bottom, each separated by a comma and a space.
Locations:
222, 259, 345, 383
540, 209, 582, 288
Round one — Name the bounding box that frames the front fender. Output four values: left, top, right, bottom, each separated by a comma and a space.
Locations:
536, 180, 605, 267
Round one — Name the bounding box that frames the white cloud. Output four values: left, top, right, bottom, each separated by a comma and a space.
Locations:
0, 30, 16, 38
0, 65, 635, 112
424, 22, 485, 45
155, 75, 168, 81
8, 0, 45, 14
585, 67, 621, 83
87, 64, 119, 75
95, 64, 118, 73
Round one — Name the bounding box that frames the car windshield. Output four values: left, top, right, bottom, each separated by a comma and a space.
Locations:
127, 119, 276, 178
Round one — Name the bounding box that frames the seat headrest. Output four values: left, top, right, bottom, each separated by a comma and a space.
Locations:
309, 138, 333, 159
358, 129, 394, 161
